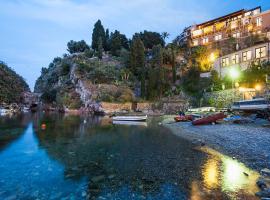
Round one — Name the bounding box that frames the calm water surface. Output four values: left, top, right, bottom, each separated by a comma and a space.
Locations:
0, 113, 260, 200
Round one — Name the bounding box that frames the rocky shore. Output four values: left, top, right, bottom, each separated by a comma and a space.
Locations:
163, 116, 270, 199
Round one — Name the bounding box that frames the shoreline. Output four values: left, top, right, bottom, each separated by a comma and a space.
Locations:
163, 115, 270, 172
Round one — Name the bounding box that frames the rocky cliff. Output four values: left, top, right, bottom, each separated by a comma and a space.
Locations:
0, 61, 30, 103
34, 53, 135, 110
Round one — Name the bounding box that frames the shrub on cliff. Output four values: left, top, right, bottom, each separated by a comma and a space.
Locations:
0, 61, 30, 103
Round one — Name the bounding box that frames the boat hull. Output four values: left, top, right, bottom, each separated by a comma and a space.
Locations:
112, 116, 147, 122
192, 113, 226, 126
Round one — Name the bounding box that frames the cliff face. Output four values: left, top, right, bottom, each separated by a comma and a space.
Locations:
0, 61, 30, 103
34, 54, 135, 109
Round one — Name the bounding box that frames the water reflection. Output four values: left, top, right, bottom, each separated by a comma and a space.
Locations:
0, 113, 260, 200
198, 147, 260, 200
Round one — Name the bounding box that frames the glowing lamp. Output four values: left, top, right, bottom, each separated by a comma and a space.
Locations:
255, 84, 262, 91
229, 68, 240, 80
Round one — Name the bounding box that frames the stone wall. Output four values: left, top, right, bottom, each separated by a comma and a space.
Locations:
162, 101, 189, 114
136, 102, 153, 112
100, 102, 132, 114
203, 89, 254, 108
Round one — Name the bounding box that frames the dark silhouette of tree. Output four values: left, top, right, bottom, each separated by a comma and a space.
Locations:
92, 20, 106, 51
67, 40, 90, 54
130, 36, 145, 97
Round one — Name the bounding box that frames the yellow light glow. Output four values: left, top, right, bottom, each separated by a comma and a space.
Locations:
202, 159, 219, 189
255, 84, 262, 91
209, 53, 216, 62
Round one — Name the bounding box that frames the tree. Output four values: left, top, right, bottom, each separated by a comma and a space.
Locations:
104, 28, 110, 52
150, 45, 164, 98
130, 36, 146, 97
134, 31, 165, 49
97, 37, 103, 60
67, 40, 90, 54
92, 20, 106, 51
161, 32, 170, 41
109, 30, 129, 56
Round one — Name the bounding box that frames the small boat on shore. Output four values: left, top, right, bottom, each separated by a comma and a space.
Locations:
112, 121, 147, 126
192, 112, 226, 126
174, 115, 193, 122
112, 115, 147, 122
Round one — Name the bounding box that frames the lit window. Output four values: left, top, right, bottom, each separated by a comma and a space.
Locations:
256, 17, 262, 26
232, 32, 241, 38
232, 54, 239, 64
255, 46, 266, 58
231, 21, 238, 29
193, 40, 199, 46
192, 29, 202, 37
222, 57, 229, 67
202, 37, 209, 44
215, 34, 222, 41
242, 51, 252, 61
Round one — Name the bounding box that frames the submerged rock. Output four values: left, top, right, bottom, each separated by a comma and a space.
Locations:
261, 168, 270, 176
256, 189, 270, 197
257, 178, 267, 190
91, 175, 105, 183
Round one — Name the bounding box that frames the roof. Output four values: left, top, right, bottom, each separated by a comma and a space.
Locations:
197, 6, 261, 28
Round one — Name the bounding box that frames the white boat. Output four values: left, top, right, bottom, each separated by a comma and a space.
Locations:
112, 121, 148, 127
112, 115, 147, 122
231, 98, 270, 111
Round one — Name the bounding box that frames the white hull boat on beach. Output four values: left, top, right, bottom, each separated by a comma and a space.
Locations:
112, 121, 148, 127
112, 115, 147, 122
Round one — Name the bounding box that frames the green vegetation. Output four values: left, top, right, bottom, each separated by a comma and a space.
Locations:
67, 40, 90, 54
0, 61, 30, 103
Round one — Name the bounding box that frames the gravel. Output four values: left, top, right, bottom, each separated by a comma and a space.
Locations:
164, 118, 270, 171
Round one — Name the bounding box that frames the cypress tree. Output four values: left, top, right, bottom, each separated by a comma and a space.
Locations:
104, 28, 110, 52
97, 37, 103, 60
130, 36, 145, 98
152, 45, 164, 98
92, 20, 106, 51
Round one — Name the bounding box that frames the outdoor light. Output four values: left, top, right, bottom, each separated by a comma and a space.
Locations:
229, 67, 240, 80
255, 84, 262, 91
209, 53, 216, 62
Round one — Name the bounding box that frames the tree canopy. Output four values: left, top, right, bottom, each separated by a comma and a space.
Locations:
67, 40, 90, 54
92, 20, 106, 51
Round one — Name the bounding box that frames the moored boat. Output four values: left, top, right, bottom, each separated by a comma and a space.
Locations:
112, 115, 147, 121
192, 112, 226, 125
174, 115, 193, 122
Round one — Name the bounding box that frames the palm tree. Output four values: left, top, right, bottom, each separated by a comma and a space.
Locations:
161, 32, 170, 41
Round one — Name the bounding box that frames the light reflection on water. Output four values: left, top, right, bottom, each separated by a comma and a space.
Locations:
0, 114, 260, 200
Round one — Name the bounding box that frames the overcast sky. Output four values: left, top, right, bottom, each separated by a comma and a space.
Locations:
0, 0, 269, 90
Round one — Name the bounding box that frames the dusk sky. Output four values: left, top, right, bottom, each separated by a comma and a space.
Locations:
1, 0, 270, 90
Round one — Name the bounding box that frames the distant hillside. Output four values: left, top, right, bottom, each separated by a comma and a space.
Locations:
0, 61, 30, 103
34, 53, 135, 109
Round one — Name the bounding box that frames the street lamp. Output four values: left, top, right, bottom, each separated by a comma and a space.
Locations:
229, 67, 240, 88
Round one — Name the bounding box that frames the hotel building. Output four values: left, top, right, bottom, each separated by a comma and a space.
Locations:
189, 6, 270, 47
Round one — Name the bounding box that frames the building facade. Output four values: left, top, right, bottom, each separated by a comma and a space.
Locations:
214, 42, 270, 77
189, 7, 270, 47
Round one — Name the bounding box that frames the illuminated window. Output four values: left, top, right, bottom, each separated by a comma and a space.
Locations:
192, 29, 202, 37
256, 17, 262, 26
242, 51, 252, 61
222, 57, 229, 67
232, 32, 241, 38
255, 46, 266, 58
231, 21, 238, 29
193, 40, 199, 46
202, 37, 209, 44
215, 34, 222, 41
232, 54, 239, 64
